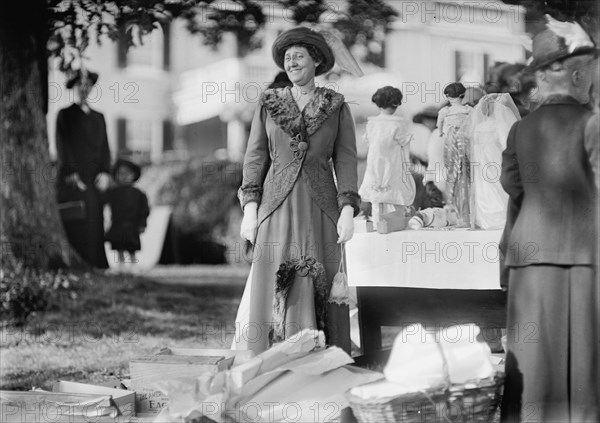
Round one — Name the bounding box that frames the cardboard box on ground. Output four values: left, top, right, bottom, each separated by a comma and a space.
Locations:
129, 348, 254, 417
0, 382, 132, 423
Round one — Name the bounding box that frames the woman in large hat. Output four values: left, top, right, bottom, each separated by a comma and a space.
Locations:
234, 27, 362, 353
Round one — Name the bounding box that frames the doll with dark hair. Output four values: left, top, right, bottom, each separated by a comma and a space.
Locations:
371, 85, 403, 109
436, 82, 472, 224
104, 159, 150, 266
437, 82, 470, 136
359, 86, 415, 226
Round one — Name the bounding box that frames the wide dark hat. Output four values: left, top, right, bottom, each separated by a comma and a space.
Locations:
66, 70, 99, 89
529, 16, 599, 70
272, 27, 335, 76
112, 158, 141, 182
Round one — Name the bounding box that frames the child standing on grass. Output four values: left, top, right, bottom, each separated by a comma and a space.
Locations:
105, 159, 150, 267
359, 86, 416, 226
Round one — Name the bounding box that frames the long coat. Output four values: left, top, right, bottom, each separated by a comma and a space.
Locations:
499, 95, 598, 422
234, 87, 360, 353
238, 87, 360, 223
56, 104, 110, 268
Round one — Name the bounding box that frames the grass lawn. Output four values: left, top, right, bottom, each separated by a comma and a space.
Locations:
1, 267, 503, 422
0, 268, 246, 391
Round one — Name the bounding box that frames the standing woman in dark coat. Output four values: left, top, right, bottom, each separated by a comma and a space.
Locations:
233, 27, 363, 354
499, 17, 599, 423
56, 70, 111, 268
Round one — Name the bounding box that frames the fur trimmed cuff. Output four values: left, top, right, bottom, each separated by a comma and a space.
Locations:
337, 191, 361, 217
238, 186, 262, 209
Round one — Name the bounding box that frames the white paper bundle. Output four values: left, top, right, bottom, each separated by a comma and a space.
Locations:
440, 324, 495, 384
384, 324, 448, 390
150, 330, 333, 423
383, 323, 494, 393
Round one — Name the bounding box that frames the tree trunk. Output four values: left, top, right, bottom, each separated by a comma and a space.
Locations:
1, 1, 75, 270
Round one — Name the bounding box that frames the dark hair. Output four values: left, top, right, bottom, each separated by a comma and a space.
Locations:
286, 43, 325, 67
443, 82, 466, 99
371, 86, 403, 109
268, 71, 292, 89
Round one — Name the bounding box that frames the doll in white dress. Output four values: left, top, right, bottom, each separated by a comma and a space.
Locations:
462, 93, 521, 229
359, 86, 416, 225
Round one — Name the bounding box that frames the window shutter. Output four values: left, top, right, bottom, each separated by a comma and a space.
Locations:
162, 22, 171, 71
483, 53, 491, 83
117, 117, 127, 154
162, 119, 174, 151
454, 50, 461, 81
117, 25, 128, 68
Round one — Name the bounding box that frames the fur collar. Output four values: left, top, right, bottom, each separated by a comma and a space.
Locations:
260, 87, 345, 137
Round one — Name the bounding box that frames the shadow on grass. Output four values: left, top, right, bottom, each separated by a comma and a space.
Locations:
1, 269, 246, 390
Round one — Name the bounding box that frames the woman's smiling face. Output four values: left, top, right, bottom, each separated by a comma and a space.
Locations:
284, 46, 319, 86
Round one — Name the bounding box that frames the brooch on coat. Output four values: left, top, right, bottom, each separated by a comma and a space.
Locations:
289, 133, 308, 160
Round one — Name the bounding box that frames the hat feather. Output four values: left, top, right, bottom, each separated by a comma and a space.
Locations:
316, 29, 364, 77
546, 14, 594, 54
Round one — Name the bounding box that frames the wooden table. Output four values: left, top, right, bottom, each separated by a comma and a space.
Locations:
346, 229, 507, 355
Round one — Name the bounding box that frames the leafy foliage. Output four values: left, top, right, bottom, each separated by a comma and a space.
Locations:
155, 157, 242, 239
47, 0, 267, 73
502, 0, 599, 38
184, 0, 266, 56
1, 264, 77, 326
279, 0, 398, 67
279, 0, 328, 24
333, 0, 397, 67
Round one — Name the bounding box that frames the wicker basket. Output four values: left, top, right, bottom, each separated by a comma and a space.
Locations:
347, 372, 505, 423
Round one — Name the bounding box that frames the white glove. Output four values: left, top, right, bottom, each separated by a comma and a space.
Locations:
66, 173, 87, 191
337, 205, 355, 244
94, 172, 112, 192
240, 202, 258, 244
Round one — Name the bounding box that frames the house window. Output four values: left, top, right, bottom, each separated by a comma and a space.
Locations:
455, 50, 488, 85
117, 22, 170, 70
117, 117, 166, 162
127, 119, 153, 155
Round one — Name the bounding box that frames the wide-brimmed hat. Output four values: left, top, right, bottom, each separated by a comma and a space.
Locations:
112, 158, 141, 182
272, 27, 335, 76
529, 16, 599, 70
66, 70, 99, 89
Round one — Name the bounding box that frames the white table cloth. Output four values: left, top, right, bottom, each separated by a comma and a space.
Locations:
346, 229, 503, 290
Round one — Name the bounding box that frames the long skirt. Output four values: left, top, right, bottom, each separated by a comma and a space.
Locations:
61, 187, 109, 269
500, 265, 599, 422
232, 177, 349, 354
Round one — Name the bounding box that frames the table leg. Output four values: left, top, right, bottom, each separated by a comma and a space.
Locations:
357, 287, 382, 354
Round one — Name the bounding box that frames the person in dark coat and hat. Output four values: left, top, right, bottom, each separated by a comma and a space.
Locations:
499, 15, 599, 423
104, 159, 150, 267
56, 69, 111, 268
